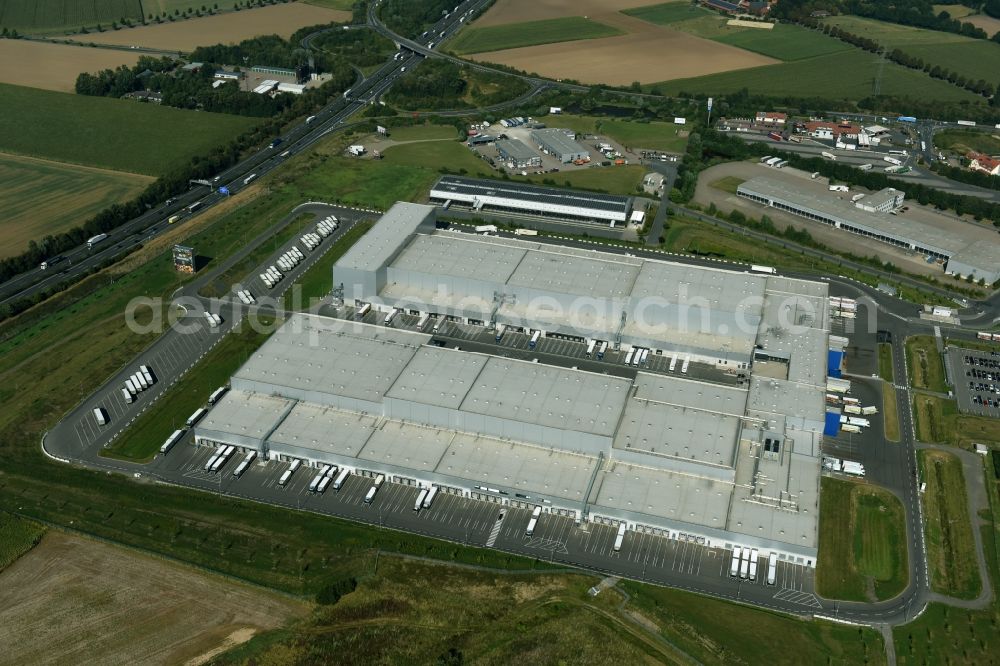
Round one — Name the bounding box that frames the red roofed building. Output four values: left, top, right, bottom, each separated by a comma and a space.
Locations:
755, 111, 787, 126
805, 120, 861, 140
968, 152, 1000, 176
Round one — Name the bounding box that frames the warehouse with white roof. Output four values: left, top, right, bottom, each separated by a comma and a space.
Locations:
738, 177, 1000, 284
429, 175, 632, 225
194, 202, 834, 566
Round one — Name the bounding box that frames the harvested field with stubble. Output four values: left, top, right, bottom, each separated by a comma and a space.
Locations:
85, 2, 350, 51
0, 39, 140, 91
471, 14, 774, 85
0, 531, 309, 666
0, 152, 153, 258
474, 0, 661, 26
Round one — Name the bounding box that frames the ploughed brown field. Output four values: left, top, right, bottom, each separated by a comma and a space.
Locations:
0, 531, 309, 666
85, 2, 350, 51
468, 10, 776, 85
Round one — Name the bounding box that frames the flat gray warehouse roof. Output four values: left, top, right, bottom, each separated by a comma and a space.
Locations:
530, 127, 588, 156
430, 175, 630, 215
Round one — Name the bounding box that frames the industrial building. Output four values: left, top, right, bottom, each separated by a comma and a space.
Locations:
495, 139, 541, 169
429, 175, 632, 225
193, 202, 833, 566
737, 177, 1000, 284
529, 128, 589, 163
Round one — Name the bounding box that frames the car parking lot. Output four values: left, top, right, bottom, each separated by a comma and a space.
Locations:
155, 439, 818, 609
948, 346, 1000, 417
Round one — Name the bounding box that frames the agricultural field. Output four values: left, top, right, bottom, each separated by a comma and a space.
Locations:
651, 48, 982, 102
540, 113, 690, 153
0, 153, 152, 258
303, 0, 354, 9
816, 477, 908, 602
0, 531, 308, 665
447, 16, 623, 54
627, 2, 851, 60
905, 335, 948, 392
919, 450, 981, 599
935, 128, 1000, 155
86, 2, 350, 51
913, 394, 1000, 446
0, 83, 257, 175
0, 39, 141, 92
0, 513, 45, 572
473, 0, 663, 26
823, 15, 1000, 85
933, 4, 976, 18
466, 3, 775, 85
0, 0, 141, 34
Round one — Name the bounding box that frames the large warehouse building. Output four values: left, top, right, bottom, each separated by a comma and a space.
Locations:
195, 202, 833, 566
429, 175, 632, 225
738, 177, 1000, 284
495, 138, 541, 169
530, 128, 589, 163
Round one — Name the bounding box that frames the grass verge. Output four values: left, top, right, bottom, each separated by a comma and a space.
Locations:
905, 335, 948, 392
883, 383, 901, 442
816, 477, 908, 602
710, 176, 744, 194
920, 449, 982, 599
878, 342, 895, 383
101, 317, 278, 462
198, 212, 317, 299
0, 512, 46, 572
913, 394, 1000, 446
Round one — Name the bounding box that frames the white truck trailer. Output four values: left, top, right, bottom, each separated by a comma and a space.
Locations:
160, 429, 184, 455
93, 407, 108, 426
364, 474, 385, 503
730, 547, 743, 577
613, 522, 627, 552
422, 486, 439, 509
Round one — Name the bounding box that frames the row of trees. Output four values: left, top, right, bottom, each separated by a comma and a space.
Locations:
800, 18, 998, 99
773, 0, 993, 40
929, 161, 1000, 191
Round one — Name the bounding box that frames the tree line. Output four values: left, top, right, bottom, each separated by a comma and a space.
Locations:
773, 0, 995, 40
385, 59, 529, 110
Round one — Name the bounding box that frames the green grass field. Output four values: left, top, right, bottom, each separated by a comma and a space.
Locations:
525, 165, 645, 195
920, 449, 982, 599
0, 152, 152, 258
713, 23, 852, 61
624, 1, 730, 37
383, 123, 459, 142
447, 16, 622, 54
621, 578, 885, 664
302, 0, 354, 10
0, 512, 46, 572
817, 477, 908, 601
283, 220, 373, 310
878, 342, 895, 382
142, 0, 234, 16
935, 129, 1000, 155
912, 394, 1000, 446
102, 320, 276, 462
710, 176, 744, 194
933, 4, 977, 18
823, 15, 1000, 84
905, 335, 948, 392
883, 383, 901, 442
0, 0, 141, 34
537, 113, 690, 153
0, 83, 257, 176
651, 49, 981, 102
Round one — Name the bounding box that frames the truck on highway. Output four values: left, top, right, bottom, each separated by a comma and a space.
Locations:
306, 115, 316, 124
87, 233, 108, 249
269, 137, 284, 149
821, 152, 836, 160
160, 429, 184, 455
514, 229, 538, 236
243, 173, 258, 185
750, 265, 776, 274
956, 120, 976, 127
897, 116, 917, 123
884, 156, 903, 166
475, 224, 498, 233
40, 256, 65, 270
767, 131, 782, 141
187, 201, 203, 213
858, 163, 873, 171
613, 522, 627, 552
